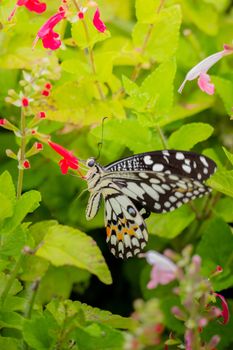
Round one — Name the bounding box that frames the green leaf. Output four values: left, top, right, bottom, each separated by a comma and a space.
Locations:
207, 170, 233, 198
213, 197, 233, 223
197, 218, 233, 290
0, 272, 23, 296
168, 123, 214, 150
0, 226, 27, 258
91, 119, 163, 154
0, 193, 13, 222
181, 0, 218, 36
72, 323, 124, 350
23, 313, 57, 350
212, 76, 233, 117
127, 59, 177, 123
0, 336, 21, 350
77, 302, 136, 330
132, 5, 182, 62
2, 191, 41, 234
147, 205, 195, 239
36, 225, 112, 285
135, 0, 161, 23
223, 147, 233, 167
0, 171, 16, 204
71, 18, 110, 50
0, 311, 23, 330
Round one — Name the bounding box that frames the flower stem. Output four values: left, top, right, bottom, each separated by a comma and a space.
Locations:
24, 279, 40, 319
0, 254, 24, 305
156, 124, 168, 149
17, 107, 27, 199
72, 0, 105, 100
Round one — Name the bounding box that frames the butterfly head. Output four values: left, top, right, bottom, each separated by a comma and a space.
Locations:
85, 158, 103, 191
86, 157, 96, 168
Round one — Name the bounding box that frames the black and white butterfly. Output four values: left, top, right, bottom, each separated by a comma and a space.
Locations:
85, 150, 216, 259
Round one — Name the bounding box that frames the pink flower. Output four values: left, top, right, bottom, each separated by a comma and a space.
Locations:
178, 45, 233, 95
185, 329, 193, 350
214, 293, 230, 325
93, 8, 106, 33
48, 140, 79, 175
33, 9, 65, 50
142, 251, 178, 289
197, 73, 215, 95
8, 0, 46, 21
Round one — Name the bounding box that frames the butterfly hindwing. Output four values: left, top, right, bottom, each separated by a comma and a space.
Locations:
104, 193, 148, 259
105, 150, 216, 182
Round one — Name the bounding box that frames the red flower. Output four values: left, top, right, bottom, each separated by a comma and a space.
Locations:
215, 293, 230, 325
38, 111, 46, 118
23, 160, 31, 169
78, 11, 84, 19
22, 97, 29, 107
93, 8, 106, 33
45, 82, 52, 89
35, 142, 43, 150
9, 0, 46, 21
0, 119, 6, 125
48, 140, 79, 175
42, 90, 50, 96
34, 9, 65, 50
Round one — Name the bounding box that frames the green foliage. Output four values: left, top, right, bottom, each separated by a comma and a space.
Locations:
0, 0, 233, 348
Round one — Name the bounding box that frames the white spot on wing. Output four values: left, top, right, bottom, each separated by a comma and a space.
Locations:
144, 155, 153, 165
152, 163, 164, 171
176, 152, 185, 160
200, 156, 209, 167
182, 164, 192, 174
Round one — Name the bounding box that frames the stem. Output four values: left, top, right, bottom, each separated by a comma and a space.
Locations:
131, 0, 166, 82
156, 124, 168, 149
72, 0, 105, 100
1, 254, 24, 305
24, 279, 40, 319
17, 107, 27, 199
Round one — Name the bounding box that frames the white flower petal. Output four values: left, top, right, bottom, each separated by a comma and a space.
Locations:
145, 250, 177, 272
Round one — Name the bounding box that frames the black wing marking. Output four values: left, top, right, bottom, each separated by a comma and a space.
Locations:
105, 171, 211, 214
104, 193, 148, 259
105, 150, 216, 182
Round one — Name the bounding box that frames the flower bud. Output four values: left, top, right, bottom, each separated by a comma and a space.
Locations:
207, 335, 221, 350
23, 160, 30, 169
5, 149, 17, 160
22, 97, 29, 107
42, 90, 50, 97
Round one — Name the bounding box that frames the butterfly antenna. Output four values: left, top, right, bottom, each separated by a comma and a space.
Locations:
96, 117, 108, 161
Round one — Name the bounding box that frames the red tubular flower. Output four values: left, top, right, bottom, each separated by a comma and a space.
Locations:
34, 9, 65, 50
93, 8, 106, 33
48, 140, 79, 175
38, 111, 46, 118
42, 90, 50, 96
36, 142, 43, 150
215, 293, 230, 325
8, 0, 46, 21
45, 83, 52, 89
0, 119, 6, 125
22, 97, 29, 107
23, 160, 31, 169
78, 11, 84, 19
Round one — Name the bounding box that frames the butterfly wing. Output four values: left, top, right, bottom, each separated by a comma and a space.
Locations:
103, 171, 211, 214
104, 191, 148, 259
105, 150, 216, 181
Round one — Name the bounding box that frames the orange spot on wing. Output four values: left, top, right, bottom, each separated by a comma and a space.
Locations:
106, 226, 111, 237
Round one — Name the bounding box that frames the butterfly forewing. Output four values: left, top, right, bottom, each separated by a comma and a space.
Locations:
104, 192, 148, 259
105, 150, 216, 181
106, 171, 211, 214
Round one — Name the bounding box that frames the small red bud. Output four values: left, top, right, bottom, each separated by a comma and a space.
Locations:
216, 265, 223, 272
59, 6, 65, 12
45, 83, 52, 90
0, 118, 6, 125
78, 11, 84, 19
22, 97, 29, 107
31, 129, 36, 135
23, 160, 30, 169
36, 142, 43, 150
38, 111, 46, 119
42, 90, 50, 97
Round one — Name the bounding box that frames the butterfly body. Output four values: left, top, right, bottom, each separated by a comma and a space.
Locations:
85, 150, 216, 259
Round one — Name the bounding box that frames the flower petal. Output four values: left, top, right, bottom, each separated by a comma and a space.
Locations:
197, 73, 215, 95
215, 293, 230, 325
93, 8, 106, 33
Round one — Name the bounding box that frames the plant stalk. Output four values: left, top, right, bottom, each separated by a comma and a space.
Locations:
17, 107, 27, 199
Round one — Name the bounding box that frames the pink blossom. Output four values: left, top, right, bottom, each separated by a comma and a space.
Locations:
185, 329, 193, 350
142, 251, 178, 289
178, 45, 233, 95
8, 0, 46, 21
93, 8, 106, 33
215, 293, 230, 325
197, 73, 215, 95
33, 9, 65, 50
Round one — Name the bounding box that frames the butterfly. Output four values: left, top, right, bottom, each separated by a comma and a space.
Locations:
85, 150, 216, 259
